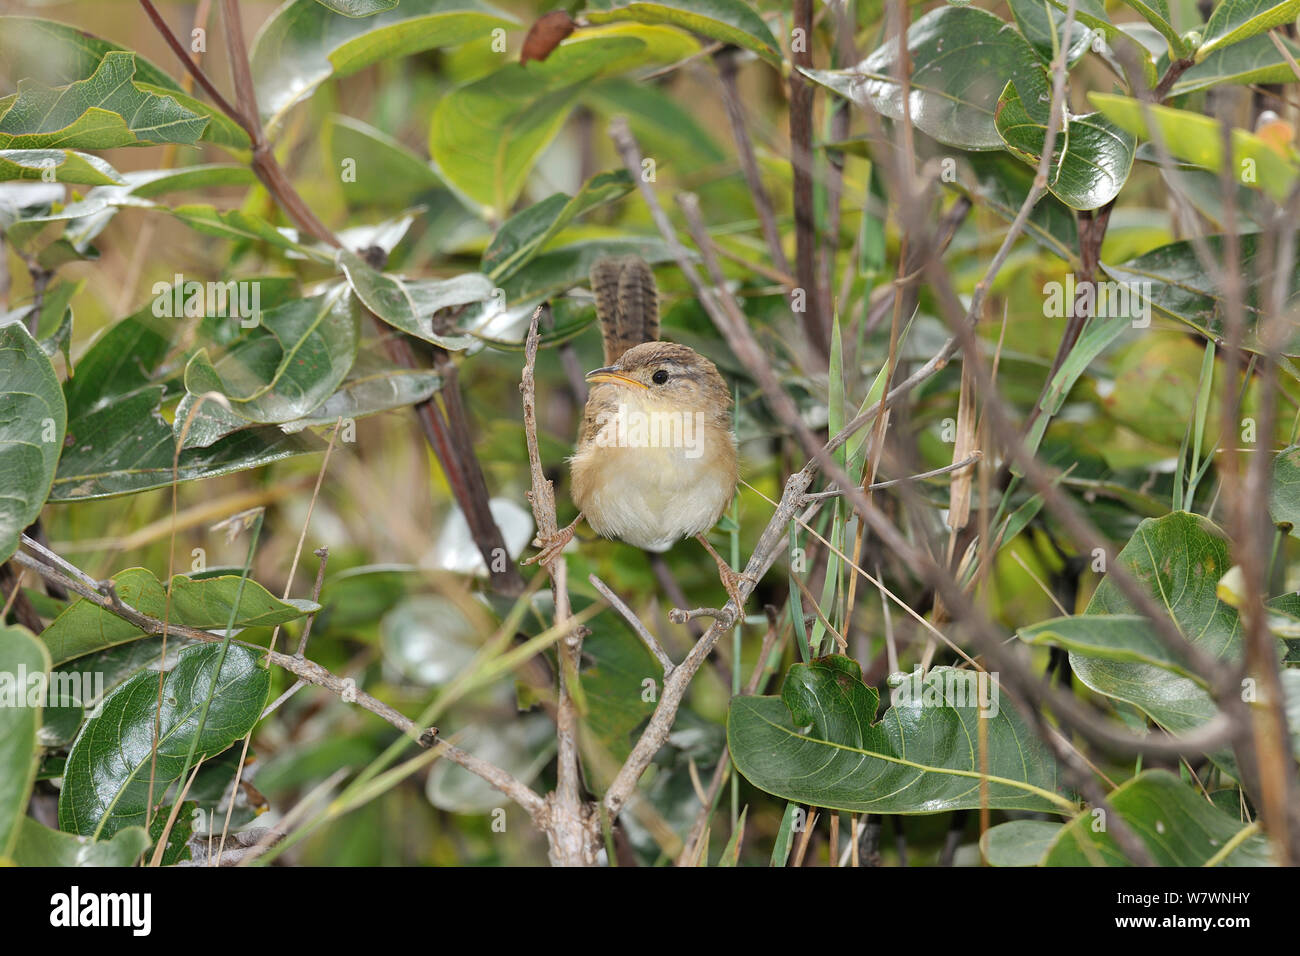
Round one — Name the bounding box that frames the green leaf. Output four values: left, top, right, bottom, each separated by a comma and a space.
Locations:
482, 169, 633, 281
339, 250, 494, 349
11, 818, 150, 867
429, 35, 651, 214
0, 52, 206, 149
1008, 0, 1095, 64
0, 17, 248, 150
499, 236, 679, 313
1174, 32, 1300, 94
314, 0, 399, 15
1039, 0, 1159, 86
1020, 613, 1204, 678
59, 643, 270, 839
995, 77, 1136, 211
1104, 233, 1300, 355
1270, 444, 1300, 536
1197, 0, 1300, 59
55, 381, 323, 502
168, 204, 331, 261
980, 819, 1063, 866
179, 289, 361, 445
251, 0, 517, 125
804, 7, 1052, 151
579, 614, 658, 769
1090, 92, 1298, 204
0, 323, 65, 563
325, 114, 446, 209
581, 78, 726, 174
584, 0, 782, 66
1041, 514, 1243, 746
278, 358, 443, 433
40, 567, 318, 666
125, 164, 258, 198
955, 152, 1079, 262
1044, 770, 1271, 865
0, 625, 49, 856
0, 148, 123, 185
62, 306, 174, 417
1119, 0, 1186, 56
728, 656, 1069, 814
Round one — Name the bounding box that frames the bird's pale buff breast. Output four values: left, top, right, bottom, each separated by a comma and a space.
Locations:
570, 388, 738, 552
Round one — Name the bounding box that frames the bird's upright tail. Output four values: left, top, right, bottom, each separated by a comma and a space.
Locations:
590, 255, 660, 365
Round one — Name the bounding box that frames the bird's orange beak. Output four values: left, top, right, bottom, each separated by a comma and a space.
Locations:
585, 366, 648, 390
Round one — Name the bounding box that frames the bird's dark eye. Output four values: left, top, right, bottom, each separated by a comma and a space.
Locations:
652, 369, 669, 385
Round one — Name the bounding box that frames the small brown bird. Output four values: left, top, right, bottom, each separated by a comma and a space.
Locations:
533, 256, 746, 604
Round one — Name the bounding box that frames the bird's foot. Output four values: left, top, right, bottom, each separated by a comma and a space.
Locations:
694, 533, 755, 614
524, 513, 583, 568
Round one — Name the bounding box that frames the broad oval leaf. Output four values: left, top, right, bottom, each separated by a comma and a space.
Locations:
1044, 770, 1272, 865
0, 17, 248, 150
40, 567, 318, 666
1008, 0, 1094, 64
251, 0, 517, 125
1104, 233, 1300, 356
429, 34, 657, 215
805, 7, 1054, 151
728, 656, 1069, 815
12, 818, 150, 867
1174, 31, 1300, 94
0, 52, 206, 149
1270, 444, 1300, 536
482, 169, 633, 282
0, 625, 49, 856
58, 643, 270, 839
0, 322, 65, 563
584, 0, 782, 66
0, 148, 124, 186
995, 78, 1136, 210
179, 288, 361, 447
1091, 92, 1299, 204
339, 250, 494, 349
980, 819, 1063, 866
1197, 0, 1300, 60
279, 360, 443, 433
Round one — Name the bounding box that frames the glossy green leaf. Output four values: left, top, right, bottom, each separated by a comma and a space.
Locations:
804, 7, 1057, 151
728, 656, 1069, 814
325, 114, 446, 209
995, 78, 1135, 210
1270, 444, 1300, 536
430, 35, 652, 214
1043, 770, 1272, 865
1174, 32, 1300, 94
579, 615, 658, 770
314, 0, 399, 14
1040, 513, 1241, 745
59, 643, 270, 839
40, 567, 318, 665
278, 358, 443, 433
0, 148, 123, 185
0, 17, 247, 150
1091, 92, 1298, 204
1040, 0, 1159, 85
0, 626, 49, 856
339, 250, 494, 349
1104, 233, 1300, 355
1008, 0, 1094, 64
251, 0, 516, 125
0, 52, 206, 149
168, 204, 331, 262
1197, 0, 1300, 59
584, 0, 782, 66
179, 289, 360, 446
955, 152, 1079, 262
0, 323, 65, 563
125, 164, 258, 199
1120, 0, 1185, 56
482, 169, 633, 281
980, 819, 1063, 866
1020, 613, 1204, 679
12, 818, 150, 866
